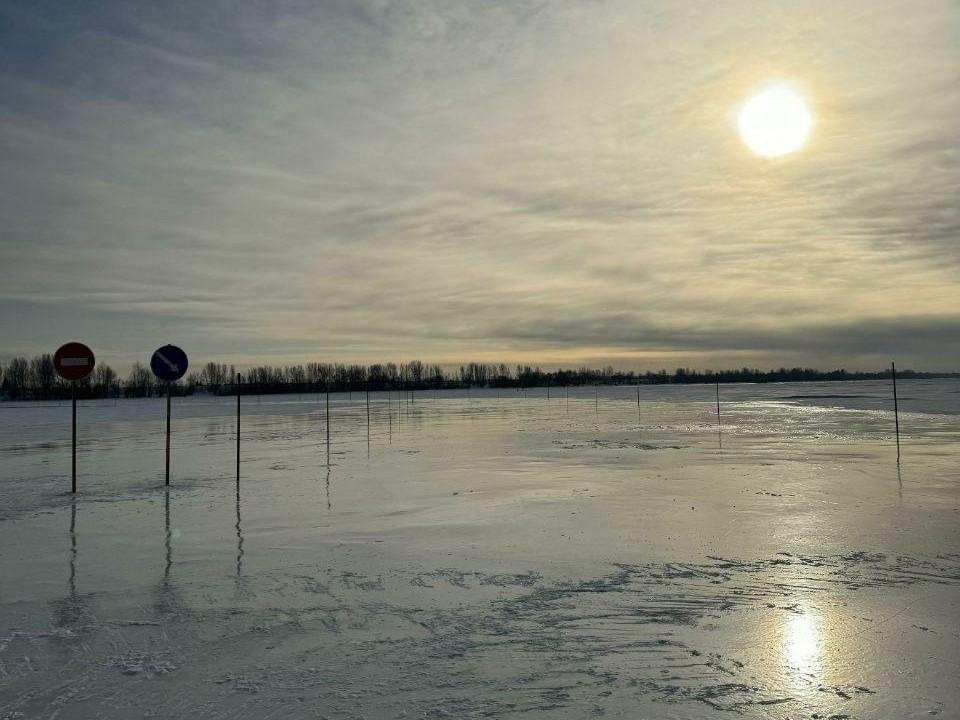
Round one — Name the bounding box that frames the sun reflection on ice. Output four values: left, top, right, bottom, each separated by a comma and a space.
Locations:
783, 606, 822, 686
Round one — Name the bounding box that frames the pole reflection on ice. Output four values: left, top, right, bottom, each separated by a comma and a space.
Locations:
53, 496, 91, 629
164, 489, 172, 586
69, 498, 77, 598
325, 465, 331, 511
153, 487, 181, 615
235, 481, 244, 578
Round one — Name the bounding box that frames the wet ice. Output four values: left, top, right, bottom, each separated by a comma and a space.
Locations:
1, 381, 958, 718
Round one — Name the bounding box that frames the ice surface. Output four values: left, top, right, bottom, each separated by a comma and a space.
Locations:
1, 381, 958, 718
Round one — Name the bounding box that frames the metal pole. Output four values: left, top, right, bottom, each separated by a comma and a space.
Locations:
892, 361, 901, 463
165, 382, 172, 485
71, 381, 77, 494
236, 373, 241, 482
716, 381, 721, 426
716, 381, 722, 449
325, 386, 331, 463
366, 387, 370, 454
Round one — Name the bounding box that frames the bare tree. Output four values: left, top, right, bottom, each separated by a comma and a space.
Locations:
126, 362, 154, 397
5, 357, 29, 398
385, 363, 398, 386
200, 361, 230, 390
30, 354, 56, 399
407, 360, 424, 386
287, 365, 306, 385
93, 364, 118, 397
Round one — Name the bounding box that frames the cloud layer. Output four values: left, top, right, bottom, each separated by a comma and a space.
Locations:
1, 1, 958, 371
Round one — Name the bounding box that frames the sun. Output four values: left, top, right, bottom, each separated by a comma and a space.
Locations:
737, 84, 813, 158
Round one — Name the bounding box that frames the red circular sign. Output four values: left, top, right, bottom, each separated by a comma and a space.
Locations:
54, 342, 96, 381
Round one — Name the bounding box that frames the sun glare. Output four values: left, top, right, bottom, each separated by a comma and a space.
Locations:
738, 85, 812, 158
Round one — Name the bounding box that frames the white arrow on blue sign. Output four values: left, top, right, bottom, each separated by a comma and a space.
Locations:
150, 344, 189, 382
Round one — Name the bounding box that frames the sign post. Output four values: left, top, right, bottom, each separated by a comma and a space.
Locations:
72, 381, 77, 490
166, 390, 172, 483
236, 373, 241, 483
54, 342, 96, 493
150, 345, 189, 485
892, 361, 901, 463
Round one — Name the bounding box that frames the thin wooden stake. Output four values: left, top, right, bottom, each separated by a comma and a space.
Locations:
325, 386, 331, 464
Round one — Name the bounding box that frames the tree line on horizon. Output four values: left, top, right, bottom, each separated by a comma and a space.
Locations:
0, 354, 956, 401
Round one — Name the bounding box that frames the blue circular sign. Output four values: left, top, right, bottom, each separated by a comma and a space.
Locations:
150, 344, 188, 382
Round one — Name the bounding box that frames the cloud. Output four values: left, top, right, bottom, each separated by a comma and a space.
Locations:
1, 0, 958, 371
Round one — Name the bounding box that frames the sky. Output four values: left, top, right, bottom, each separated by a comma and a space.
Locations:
1, 0, 958, 373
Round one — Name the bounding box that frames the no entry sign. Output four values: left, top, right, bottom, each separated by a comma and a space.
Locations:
151, 344, 188, 383
53, 342, 96, 382
54, 341, 95, 493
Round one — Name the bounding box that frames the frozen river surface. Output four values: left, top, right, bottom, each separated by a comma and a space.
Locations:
1, 381, 958, 718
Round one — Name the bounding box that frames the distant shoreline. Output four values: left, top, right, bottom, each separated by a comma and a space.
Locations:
1, 368, 958, 403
